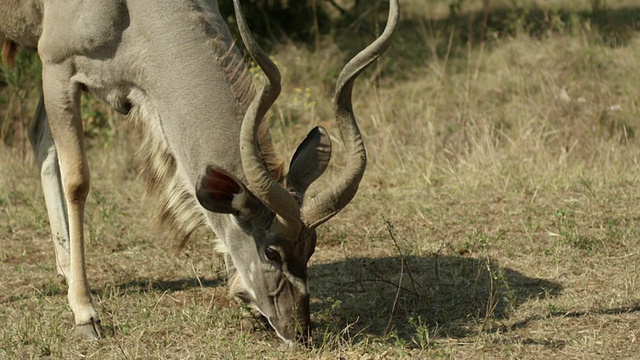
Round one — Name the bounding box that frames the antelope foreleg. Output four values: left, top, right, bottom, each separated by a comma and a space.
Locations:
29, 95, 71, 282
41, 63, 103, 339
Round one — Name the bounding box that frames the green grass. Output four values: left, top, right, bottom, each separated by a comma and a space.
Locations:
2, 1, 640, 358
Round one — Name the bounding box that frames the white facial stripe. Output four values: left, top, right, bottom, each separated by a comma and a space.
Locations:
282, 263, 309, 295
257, 306, 294, 347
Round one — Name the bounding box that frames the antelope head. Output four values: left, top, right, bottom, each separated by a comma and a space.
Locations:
195, 0, 399, 344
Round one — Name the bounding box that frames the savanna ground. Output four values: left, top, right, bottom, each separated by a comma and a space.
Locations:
1, 0, 640, 358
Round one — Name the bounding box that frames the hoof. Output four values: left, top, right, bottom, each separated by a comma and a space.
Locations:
75, 319, 104, 340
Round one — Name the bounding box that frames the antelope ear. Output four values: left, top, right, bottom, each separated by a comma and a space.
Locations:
287, 126, 332, 195
196, 166, 253, 215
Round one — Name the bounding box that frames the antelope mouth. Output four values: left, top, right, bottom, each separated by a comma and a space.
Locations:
248, 306, 310, 346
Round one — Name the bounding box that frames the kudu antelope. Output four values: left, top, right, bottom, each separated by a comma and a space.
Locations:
0, 0, 399, 344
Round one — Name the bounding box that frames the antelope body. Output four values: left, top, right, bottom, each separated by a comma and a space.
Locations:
0, 0, 398, 344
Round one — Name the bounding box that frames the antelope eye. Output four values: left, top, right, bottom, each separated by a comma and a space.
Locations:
264, 246, 282, 263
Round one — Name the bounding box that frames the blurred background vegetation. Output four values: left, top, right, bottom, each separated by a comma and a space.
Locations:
2, 0, 639, 154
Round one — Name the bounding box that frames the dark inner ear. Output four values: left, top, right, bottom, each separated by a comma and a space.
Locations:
287, 126, 332, 196
196, 166, 244, 214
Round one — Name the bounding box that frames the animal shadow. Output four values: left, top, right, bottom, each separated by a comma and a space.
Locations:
309, 254, 562, 343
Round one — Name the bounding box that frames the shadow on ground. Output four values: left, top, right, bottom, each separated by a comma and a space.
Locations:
8, 254, 639, 348
0, 254, 562, 343
309, 254, 563, 343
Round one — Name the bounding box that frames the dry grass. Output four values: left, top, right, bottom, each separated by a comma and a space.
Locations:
2, 1, 640, 358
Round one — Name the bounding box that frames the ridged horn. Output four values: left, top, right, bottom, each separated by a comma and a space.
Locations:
301, 0, 400, 229
233, 0, 301, 237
